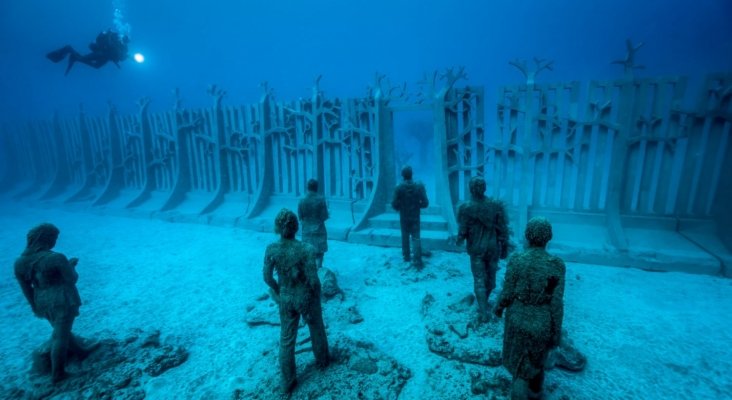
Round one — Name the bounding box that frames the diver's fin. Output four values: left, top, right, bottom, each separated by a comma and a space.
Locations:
46, 45, 73, 63
64, 53, 78, 76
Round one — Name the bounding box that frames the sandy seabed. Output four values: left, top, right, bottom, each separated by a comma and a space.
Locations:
1, 202, 731, 400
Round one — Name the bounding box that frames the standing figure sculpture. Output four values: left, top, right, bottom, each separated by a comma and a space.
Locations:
494, 217, 566, 400
456, 176, 510, 322
298, 179, 329, 269
263, 209, 330, 396
391, 165, 429, 269
14, 223, 91, 383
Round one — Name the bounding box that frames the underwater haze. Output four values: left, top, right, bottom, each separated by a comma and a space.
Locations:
1, 0, 731, 118
1, 1, 732, 399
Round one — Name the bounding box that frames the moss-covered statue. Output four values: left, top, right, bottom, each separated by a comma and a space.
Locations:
263, 209, 330, 395
14, 223, 94, 383
494, 217, 566, 400
298, 179, 329, 269
456, 176, 510, 322
391, 165, 429, 268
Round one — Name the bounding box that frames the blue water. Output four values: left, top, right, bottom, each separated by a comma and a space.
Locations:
1, 2, 732, 398
1, 0, 730, 120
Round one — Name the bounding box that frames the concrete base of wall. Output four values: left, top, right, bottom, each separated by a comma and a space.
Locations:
350, 208, 730, 277
11, 194, 730, 278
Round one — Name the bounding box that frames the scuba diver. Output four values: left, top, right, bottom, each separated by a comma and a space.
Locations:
46, 30, 130, 76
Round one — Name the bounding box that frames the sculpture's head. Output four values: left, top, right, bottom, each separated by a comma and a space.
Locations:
275, 208, 299, 239
401, 165, 413, 180
25, 223, 60, 253
469, 176, 486, 198
307, 178, 318, 192
525, 217, 553, 248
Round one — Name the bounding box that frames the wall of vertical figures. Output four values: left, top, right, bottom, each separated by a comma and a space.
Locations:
1, 71, 730, 253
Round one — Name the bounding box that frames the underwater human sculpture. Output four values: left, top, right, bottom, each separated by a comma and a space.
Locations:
14, 223, 95, 383
494, 217, 566, 400
298, 179, 329, 269
456, 176, 510, 322
263, 209, 330, 395
391, 165, 429, 269
46, 30, 129, 76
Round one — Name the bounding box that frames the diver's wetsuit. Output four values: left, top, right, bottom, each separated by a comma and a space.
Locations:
47, 31, 129, 75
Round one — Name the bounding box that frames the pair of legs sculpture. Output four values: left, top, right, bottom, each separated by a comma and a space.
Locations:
400, 219, 423, 268
45, 312, 96, 383
470, 252, 497, 322
278, 297, 329, 394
